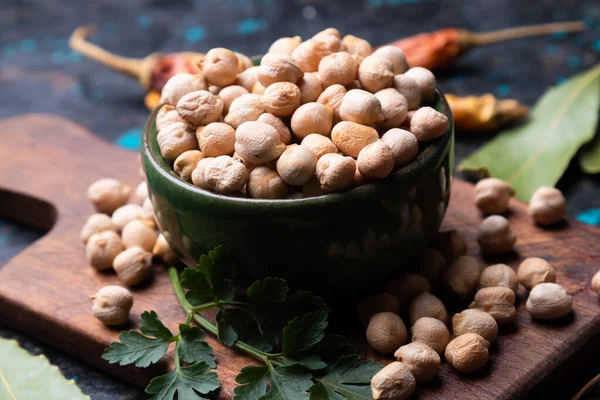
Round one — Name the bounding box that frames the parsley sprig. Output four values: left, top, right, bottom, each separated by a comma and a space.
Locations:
104, 245, 381, 399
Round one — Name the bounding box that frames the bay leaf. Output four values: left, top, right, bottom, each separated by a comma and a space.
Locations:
0, 338, 90, 400
579, 126, 600, 173
458, 64, 600, 201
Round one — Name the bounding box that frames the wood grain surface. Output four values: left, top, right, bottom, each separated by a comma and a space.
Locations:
0, 114, 599, 399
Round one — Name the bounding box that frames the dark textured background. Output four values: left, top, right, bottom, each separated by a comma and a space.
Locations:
1, 0, 599, 398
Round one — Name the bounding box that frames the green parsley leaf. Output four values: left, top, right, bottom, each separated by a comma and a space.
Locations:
181, 268, 214, 306
234, 365, 313, 399
216, 308, 275, 351
282, 311, 328, 355
184, 245, 236, 304
282, 356, 327, 370
177, 325, 216, 368
291, 335, 356, 365
247, 277, 289, 303
309, 355, 382, 400
140, 311, 174, 339
233, 366, 269, 399
145, 361, 220, 400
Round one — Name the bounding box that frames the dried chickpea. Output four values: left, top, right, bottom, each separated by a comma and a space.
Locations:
301, 134, 338, 159
318, 52, 357, 87
133, 182, 148, 204
259, 82, 301, 117
431, 229, 468, 262
208, 85, 221, 95
156, 105, 185, 132
366, 312, 407, 354
358, 55, 395, 93
160, 73, 207, 106
477, 215, 517, 254
235, 121, 286, 164
381, 128, 419, 167
591, 270, 600, 295
252, 81, 266, 95
89, 285, 133, 326
445, 333, 489, 374
121, 219, 158, 252
112, 204, 143, 231
394, 342, 440, 383
313, 28, 341, 40
469, 287, 516, 324
526, 283, 573, 319
417, 248, 447, 288
411, 317, 450, 354
224, 94, 264, 128
315, 153, 356, 193
141, 198, 155, 223
296, 72, 324, 104
258, 53, 304, 86
235, 52, 253, 71
235, 66, 260, 92
409, 292, 448, 325
80, 213, 117, 243
196, 122, 236, 157
480, 264, 519, 293
86, 231, 124, 271
443, 255, 481, 298
409, 106, 449, 142
291, 38, 337, 73
152, 234, 178, 265
317, 84, 346, 121
529, 186, 566, 226
372, 45, 408, 74
247, 166, 288, 199
200, 48, 239, 86
357, 293, 401, 326
371, 361, 416, 400
192, 156, 249, 195
475, 178, 516, 215
341, 34, 372, 57
290, 102, 333, 139
404, 67, 437, 103
156, 122, 198, 162
357, 141, 395, 179
218, 85, 249, 114
268, 36, 302, 55
393, 74, 422, 110
276, 145, 317, 185
517, 257, 556, 290
339, 89, 384, 125
176, 91, 223, 127
174, 150, 204, 182
375, 88, 408, 128
452, 309, 498, 342
257, 113, 292, 144
87, 178, 131, 214
113, 246, 153, 286
331, 121, 379, 158
386, 272, 431, 306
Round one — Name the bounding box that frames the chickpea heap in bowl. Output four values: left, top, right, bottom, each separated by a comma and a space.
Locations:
154, 28, 449, 199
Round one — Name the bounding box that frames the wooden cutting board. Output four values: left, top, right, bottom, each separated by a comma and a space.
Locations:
0, 114, 599, 399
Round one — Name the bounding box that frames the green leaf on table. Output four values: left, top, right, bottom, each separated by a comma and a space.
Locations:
145, 361, 219, 400
233, 365, 313, 399
282, 311, 329, 355
0, 338, 90, 400
580, 128, 600, 173
247, 277, 289, 303
459, 65, 600, 201
289, 334, 356, 365
182, 268, 214, 306
309, 355, 382, 400
177, 325, 216, 368
140, 311, 175, 339
283, 355, 328, 370
183, 245, 236, 303
216, 308, 275, 351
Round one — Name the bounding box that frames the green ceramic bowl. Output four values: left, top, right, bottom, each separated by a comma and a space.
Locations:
142, 90, 454, 294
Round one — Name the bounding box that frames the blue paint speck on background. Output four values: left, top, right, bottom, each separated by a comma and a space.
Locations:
496, 84, 510, 97
136, 15, 153, 30
185, 27, 206, 43
567, 55, 581, 68
577, 209, 600, 226
237, 18, 267, 35
115, 128, 143, 151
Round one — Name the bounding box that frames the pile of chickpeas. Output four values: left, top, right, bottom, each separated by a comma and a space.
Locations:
155, 28, 449, 199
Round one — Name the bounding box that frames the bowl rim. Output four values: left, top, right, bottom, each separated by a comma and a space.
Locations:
143, 89, 453, 208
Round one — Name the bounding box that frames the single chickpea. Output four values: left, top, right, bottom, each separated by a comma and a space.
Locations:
371, 361, 416, 400
86, 231, 124, 271
290, 102, 334, 139
411, 317, 450, 354
160, 73, 207, 106
235, 121, 286, 164
591, 270, 600, 295
176, 91, 223, 127
381, 128, 419, 167
235, 66, 260, 92
477, 215, 517, 254
394, 342, 440, 383
469, 287, 516, 324
375, 88, 408, 128
141, 198, 155, 223
236, 52, 253, 72
393, 74, 422, 110
276, 145, 317, 185
252, 81, 266, 95
313, 28, 341, 40
121, 219, 158, 252
431, 229, 468, 262
113, 246, 153, 286
526, 283, 573, 320
258, 53, 304, 87
200, 48, 239, 86
409, 292, 448, 325
372, 45, 408, 74
193, 156, 249, 195
357, 141, 395, 179
156, 105, 187, 134
317, 84, 346, 122
517, 257, 556, 290
292, 38, 338, 73
357, 293, 401, 326
268, 36, 302, 55
315, 153, 356, 193
366, 312, 408, 354
218, 85, 249, 114
301, 134, 338, 159
475, 178, 516, 215
331, 121, 379, 158
417, 248, 447, 289
358, 55, 395, 93
157, 122, 198, 162
111, 204, 143, 231
529, 186, 566, 226
224, 94, 265, 128
341, 34, 372, 57
443, 255, 481, 298
318, 52, 357, 87
259, 82, 301, 117
445, 333, 489, 374
385, 272, 431, 306
152, 234, 178, 265
80, 213, 117, 243
404, 67, 437, 103
247, 166, 288, 199
452, 309, 498, 342
174, 150, 205, 182
89, 285, 133, 326
479, 263, 519, 293
133, 182, 148, 204
196, 122, 236, 157
409, 106, 449, 142
296, 72, 324, 104
257, 113, 292, 144
339, 89, 384, 125
87, 178, 131, 214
